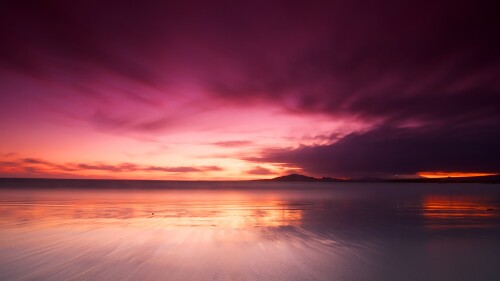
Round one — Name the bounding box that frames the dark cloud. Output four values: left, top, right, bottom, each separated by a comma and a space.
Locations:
206, 1, 500, 128
2, 1, 498, 127
256, 124, 500, 178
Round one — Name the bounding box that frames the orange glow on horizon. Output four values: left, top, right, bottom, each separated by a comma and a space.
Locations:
418, 171, 498, 178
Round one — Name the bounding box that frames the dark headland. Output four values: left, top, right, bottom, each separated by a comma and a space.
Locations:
0, 173, 499, 190
264, 173, 500, 184
264, 174, 345, 182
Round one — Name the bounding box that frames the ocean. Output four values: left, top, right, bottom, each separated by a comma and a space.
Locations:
1, 179, 499, 280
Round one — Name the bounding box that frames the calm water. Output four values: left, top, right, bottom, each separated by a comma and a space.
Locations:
1, 181, 500, 280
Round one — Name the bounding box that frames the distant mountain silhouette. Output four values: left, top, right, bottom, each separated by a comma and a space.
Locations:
0, 174, 499, 189
266, 173, 500, 183
269, 174, 345, 182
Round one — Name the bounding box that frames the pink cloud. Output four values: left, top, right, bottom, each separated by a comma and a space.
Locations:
0, 157, 223, 178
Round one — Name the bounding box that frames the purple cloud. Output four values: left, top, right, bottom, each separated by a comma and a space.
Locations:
1, 1, 499, 177
254, 124, 500, 178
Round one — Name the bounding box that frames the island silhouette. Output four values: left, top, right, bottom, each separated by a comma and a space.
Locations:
265, 173, 500, 183
267, 174, 344, 182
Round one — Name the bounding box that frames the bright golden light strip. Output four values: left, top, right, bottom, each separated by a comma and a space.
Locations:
418, 172, 498, 178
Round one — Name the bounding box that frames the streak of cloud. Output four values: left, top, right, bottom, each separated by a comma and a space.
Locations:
0, 157, 223, 178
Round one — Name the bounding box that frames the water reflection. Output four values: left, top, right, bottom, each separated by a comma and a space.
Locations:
0, 190, 303, 229
1, 186, 500, 281
0, 189, 343, 281
422, 195, 498, 229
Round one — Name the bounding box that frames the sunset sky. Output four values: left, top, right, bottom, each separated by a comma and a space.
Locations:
1, 1, 499, 180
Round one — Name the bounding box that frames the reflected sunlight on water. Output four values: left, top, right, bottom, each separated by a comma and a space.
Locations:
0, 193, 303, 229
422, 196, 499, 229
0, 189, 344, 281
1, 184, 500, 281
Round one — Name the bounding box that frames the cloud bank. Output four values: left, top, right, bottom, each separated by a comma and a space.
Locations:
1, 1, 499, 178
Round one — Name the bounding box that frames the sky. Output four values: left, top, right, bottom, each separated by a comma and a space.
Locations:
0, 0, 499, 180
